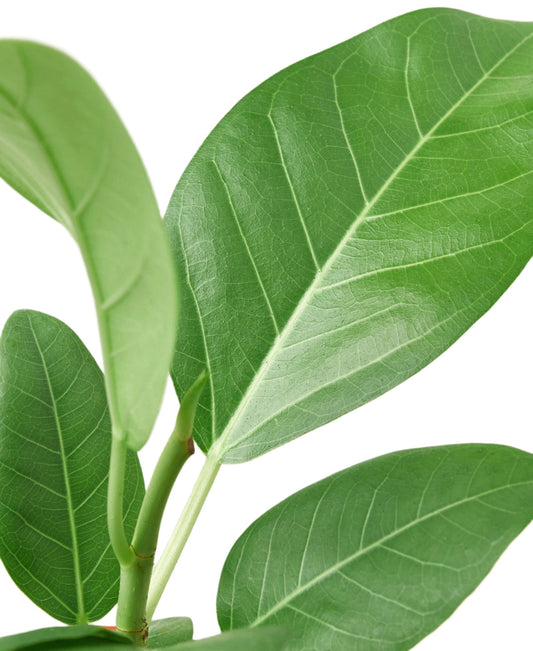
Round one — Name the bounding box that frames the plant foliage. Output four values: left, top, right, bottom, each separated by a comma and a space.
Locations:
167, 8, 533, 462
0, 7, 531, 650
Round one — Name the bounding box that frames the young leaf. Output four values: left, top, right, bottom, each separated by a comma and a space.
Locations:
164, 628, 289, 650
147, 618, 193, 647
166, 8, 533, 462
0, 625, 130, 651
0, 40, 177, 450
0, 311, 145, 624
218, 444, 533, 650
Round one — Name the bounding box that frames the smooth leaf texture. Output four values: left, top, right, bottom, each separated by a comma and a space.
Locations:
0, 311, 145, 623
0, 626, 130, 651
166, 8, 533, 462
147, 619, 193, 648
167, 628, 289, 650
11, 630, 287, 651
25, 645, 130, 651
0, 40, 176, 450
218, 444, 533, 650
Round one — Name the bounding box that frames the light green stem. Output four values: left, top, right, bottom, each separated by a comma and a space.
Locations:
114, 371, 208, 645
132, 371, 207, 558
146, 453, 221, 621
108, 437, 135, 567
116, 558, 152, 645
114, 410, 195, 644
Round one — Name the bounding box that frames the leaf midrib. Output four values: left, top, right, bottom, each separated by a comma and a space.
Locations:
28, 315, 87, 624
249, 478, 533, 627
211, 32, 533, 460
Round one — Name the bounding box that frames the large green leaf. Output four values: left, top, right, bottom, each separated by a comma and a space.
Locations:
166, 8, 533, 463
0, 40, 176, 450
218, 444, 533, 650
0, 626, 130, 651
0, 310, 145, 623
147, 619, 193, 647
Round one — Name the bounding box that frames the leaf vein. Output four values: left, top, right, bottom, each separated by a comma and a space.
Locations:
212, 158, 280, 335
27, 314, 86, 623
250, 479, 533, 626
211, 31, 533, 460
267, 110, 320, 271
331, 74, 369, 204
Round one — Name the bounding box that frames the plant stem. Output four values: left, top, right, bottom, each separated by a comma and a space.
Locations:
146, 453, 221, 621
132, 371, 207, 558
116, 557, 152, 645
108, 437, 135, 567
131, 423, 192, 556
114, 372, 208, 645
114, 415, 195, 645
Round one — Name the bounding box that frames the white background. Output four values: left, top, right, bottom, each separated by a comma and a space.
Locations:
0, 1, 531, 648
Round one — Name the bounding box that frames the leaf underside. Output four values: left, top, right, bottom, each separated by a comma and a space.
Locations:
0, 40, 177, 450
0, 625, 130, 651
168, 628, 289, 650
166, 8, 533, 463
218, 444, 533, 650
147, 618, 194, 647
0, 311, 144, 624
3, 628, 288, 651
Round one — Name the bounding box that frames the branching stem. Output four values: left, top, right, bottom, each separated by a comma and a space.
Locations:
113, 371, 208, 645
146, 452, 221, 621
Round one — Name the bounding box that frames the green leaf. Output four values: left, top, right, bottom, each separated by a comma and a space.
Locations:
147, 619, 194, 647
167, 628, 289, 650
218, 444, 533, 650
10, 628, 288, 651
166, 8, 533, 463
26, 645, 129, 651
0, 310, 145, 623
0, 625, 130, 650
0, 40, 177, 450
24, 644, 129, 651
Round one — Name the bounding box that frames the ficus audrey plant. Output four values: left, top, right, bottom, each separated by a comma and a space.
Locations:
0, 6, 531, 650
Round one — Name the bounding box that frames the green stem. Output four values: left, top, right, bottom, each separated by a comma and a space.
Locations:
114, 371, 208, 645
146, 453, 221, 622
132, 371, 207, 558
116, 558, 152, 645
108, 437, 135, 567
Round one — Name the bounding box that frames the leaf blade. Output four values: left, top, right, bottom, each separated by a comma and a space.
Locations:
166, 9, 533, 462
217, 444, 533, 650
0, 40, 177, 450
147, 618, 193, 647
0, 310, 144, 623
165, 628, 289, 650
0, 626, 130, 651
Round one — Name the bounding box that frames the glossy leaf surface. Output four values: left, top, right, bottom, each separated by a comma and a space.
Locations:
166, 8, 533, 462
0, 40, 177, 450
0, 626, 129, 651
218, 444, 533, 650
0, 311, 144, 623
147, 619, 193, 647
